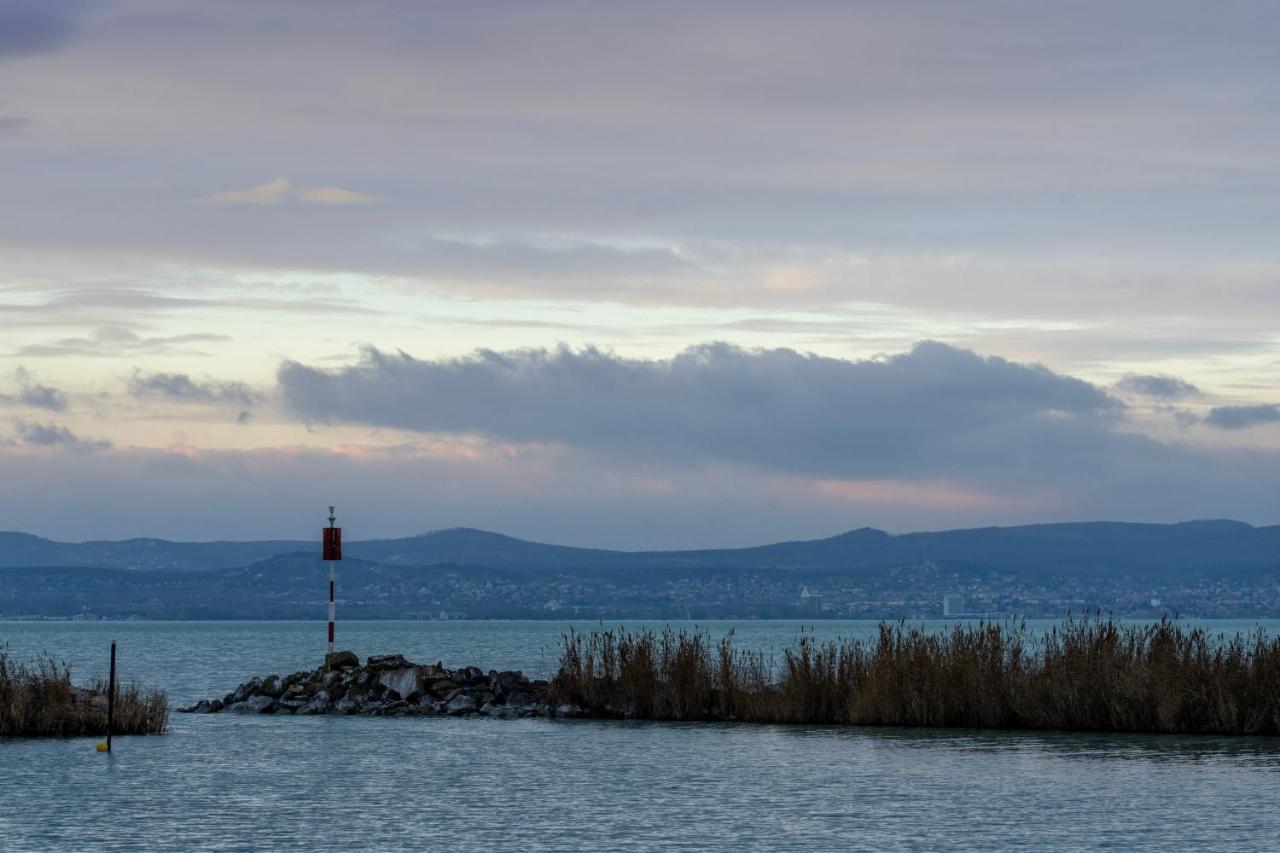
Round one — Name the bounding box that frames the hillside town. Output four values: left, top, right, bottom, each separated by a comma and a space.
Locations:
6, 558, 1280, 621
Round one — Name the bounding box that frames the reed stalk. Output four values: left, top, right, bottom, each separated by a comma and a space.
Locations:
550, 617, 1280, 734
0, 647, 168, 738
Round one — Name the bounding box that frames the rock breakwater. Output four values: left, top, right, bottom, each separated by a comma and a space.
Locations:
179, 651, 575, 719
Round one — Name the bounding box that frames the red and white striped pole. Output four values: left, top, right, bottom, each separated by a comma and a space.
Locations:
323, 506, 342, 654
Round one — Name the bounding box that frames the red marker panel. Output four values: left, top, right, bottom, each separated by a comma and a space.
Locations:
323, 527, 342, 561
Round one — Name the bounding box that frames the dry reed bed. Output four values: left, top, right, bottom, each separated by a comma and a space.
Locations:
550, 619, 1280, 734
0, 648, 168, 737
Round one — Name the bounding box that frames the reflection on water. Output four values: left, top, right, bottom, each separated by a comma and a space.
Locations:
4, 621, 1280, 850
796, 724, 1280, 766
581, 716, 1280, 767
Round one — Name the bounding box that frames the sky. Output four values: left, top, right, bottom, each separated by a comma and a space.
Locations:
2, 0, 1279, 546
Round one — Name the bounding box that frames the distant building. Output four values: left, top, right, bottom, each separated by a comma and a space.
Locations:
800, 586, 824, 613
942, 594, 965, 617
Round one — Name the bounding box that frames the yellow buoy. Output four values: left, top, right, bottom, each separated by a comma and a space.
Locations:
96, 741, 109, 752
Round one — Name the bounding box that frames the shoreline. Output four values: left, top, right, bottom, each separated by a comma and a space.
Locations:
180, 617, 1280, 735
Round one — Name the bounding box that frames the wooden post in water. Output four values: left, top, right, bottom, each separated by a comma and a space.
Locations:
106, 640, 116, 752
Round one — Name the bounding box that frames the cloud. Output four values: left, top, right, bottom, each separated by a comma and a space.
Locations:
0, 427, 1277, 548
279, 340, 1133, 485
6, 0, 1280, 336
0, 2, 80, 59
13, 367, 67, 411
128, 371, 257, 407
295, 185, 384, 205
200, 177, 293, 205
0, 441, 898, 546
17, 384, 65, 411
0, 288, 377, 338
12, 420, 110, 451
200, 178, 383, 205
0, 342, 1272, 547
0, 115, 28, 134
1115, 374, 1201, 400
1205, 404, 1280, 430
12, 326, 231, 358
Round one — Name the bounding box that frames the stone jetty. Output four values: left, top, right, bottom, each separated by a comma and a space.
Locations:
179, 650, 577, 718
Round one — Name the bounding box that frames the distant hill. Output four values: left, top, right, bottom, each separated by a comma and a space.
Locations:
3, 519, 1278, 579
348, 528, 626, 570
697, 519, 1280, 580
3, 520, 1279, 619
0, 532, 310, 573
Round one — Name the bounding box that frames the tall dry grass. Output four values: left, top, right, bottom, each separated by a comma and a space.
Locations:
0, 647, 168, 737
550, 618, 1280, 734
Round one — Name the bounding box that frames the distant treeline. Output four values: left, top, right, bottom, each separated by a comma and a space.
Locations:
0, 649, 168, 737
550, 618, 1280, 734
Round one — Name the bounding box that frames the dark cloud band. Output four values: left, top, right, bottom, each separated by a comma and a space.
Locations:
1115, 373, 1200, 400
279, 340, 1134, 483
128, 371, 257, 407
1206, 404, 1280, 430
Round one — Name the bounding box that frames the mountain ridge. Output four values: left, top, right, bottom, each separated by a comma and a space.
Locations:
4, 520, 1280, 619
1, 519, 1277, 578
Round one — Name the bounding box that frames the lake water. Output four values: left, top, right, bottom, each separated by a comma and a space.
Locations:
4, 619, 1280, 851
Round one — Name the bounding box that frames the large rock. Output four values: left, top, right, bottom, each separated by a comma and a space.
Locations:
378, 668, 427, 701
247, 694, 277, 713
431, 679, 459, 698
489, 672, 517, 700
366, 654, 409, 669
445, 694, 478, 715
299, 690, 331, 715
260, 675, 284, 698
190, 698, 223, 714
324, 650, 359, 671
231, 677, 262, 704
505, 690, 536, 708
228, 695, 276, 714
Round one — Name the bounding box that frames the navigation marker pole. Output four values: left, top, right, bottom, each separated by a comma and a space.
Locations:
323, 506, 342, 655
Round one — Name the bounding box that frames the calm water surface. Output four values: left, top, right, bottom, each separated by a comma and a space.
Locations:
3, 620, 1280, 851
